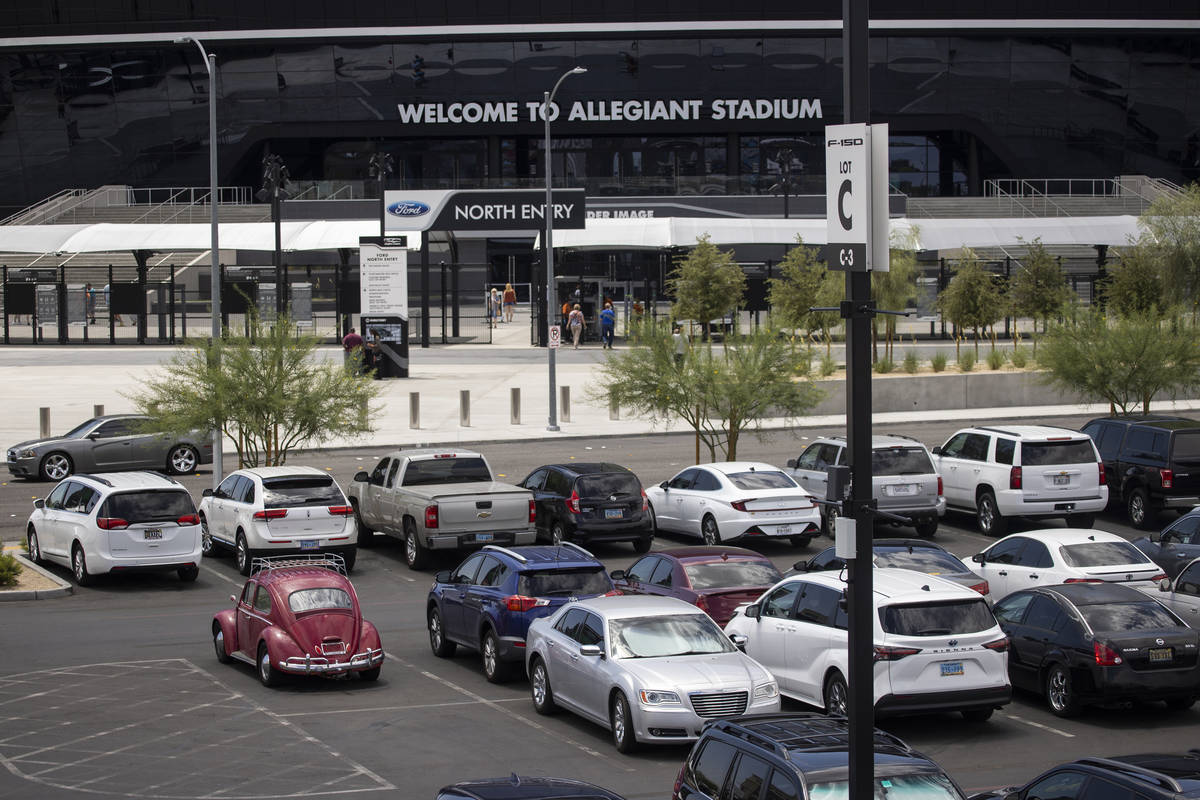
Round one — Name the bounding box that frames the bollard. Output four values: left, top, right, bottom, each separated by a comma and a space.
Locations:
609, 397, 620, 420
510, 387, 521, 425
39, 407, 50, 438
409, 392, 420, 429
460, 390, 471, 427
560, 386, 571, 423
93, 404, 104, 418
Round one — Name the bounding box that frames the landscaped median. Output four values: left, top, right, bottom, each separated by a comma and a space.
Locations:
0, 549, 73, 601
810, 369, 1091, 416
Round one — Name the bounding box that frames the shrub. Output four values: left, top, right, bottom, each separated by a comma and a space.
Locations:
958, 351, 976, 372
987, 348, 1007, 370
1010, 346, 1028, 369
873, 357, 895, 374
819, 354, 838, 377
0, 553, 20, 588
903, 350, 919, 374
931, 353, 948, 373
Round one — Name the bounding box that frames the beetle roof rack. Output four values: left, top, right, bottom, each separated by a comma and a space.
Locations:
250, 553, 347, 576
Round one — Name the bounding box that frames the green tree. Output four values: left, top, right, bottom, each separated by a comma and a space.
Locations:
131, 313, 381, 466
937, 248, 1007, 356
1106, 238, 1168, 318
872, 229, 921, 361
1139, 183, 1200, 318
668, 234, 746, 341
1008, 237, 1072, 353
599, 323, 822, 460
1038, 310, 1200, 414
767, 236, 842, 351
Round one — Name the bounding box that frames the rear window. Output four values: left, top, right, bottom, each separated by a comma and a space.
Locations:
1058, 541, 1150, 568
725, 470, 796, 490
518, 567, 613, 597
262, 476, 344, 508
1078, 602, 1181, 632
810, 773, 964, 800
873, 446, 934, 476
576, 472, 641, 498
879, 599, 997, 636
875, 548, 969, 574
287, 587, 353, 613
1020, 440, 1096, 466
684, 560, 782, 590
1172, 432, 1200, 461
402, 457, 491, 486
99, 490, 195, 522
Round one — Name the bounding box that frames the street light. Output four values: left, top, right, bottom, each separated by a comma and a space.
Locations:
258, 154, 291, 317
544, 65, 586, 432
174, 35, 222, 490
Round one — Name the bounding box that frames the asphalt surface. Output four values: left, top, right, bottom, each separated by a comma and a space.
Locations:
2, 413, 1197, 800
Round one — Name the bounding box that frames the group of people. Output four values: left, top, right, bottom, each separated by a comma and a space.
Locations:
341, 327, 383, 377
562, 299, 617, 349
486, 284, 517, 327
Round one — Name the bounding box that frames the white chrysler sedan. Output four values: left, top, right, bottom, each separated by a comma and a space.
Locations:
645, 462, 821, 548
525, 595, 780, 752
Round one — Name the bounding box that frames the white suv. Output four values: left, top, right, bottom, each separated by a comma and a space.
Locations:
724, 568, 1011, 721
25, 471, 202, 586
199, 466, 358, 575
932, 425, 1108, 536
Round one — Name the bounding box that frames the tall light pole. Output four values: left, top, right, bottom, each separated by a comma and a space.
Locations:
544, 66, 586, 432
175, 36, 222, 490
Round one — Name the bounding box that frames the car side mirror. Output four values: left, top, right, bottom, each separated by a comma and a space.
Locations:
33, 498, 44, 509
972, 553, 985, 564
202, 488, 213, 497
931, 445, 942, 455
793, 559, 809, 572
1160, 577, 1172, 592
786, 458, 797, 469
743, 604, 760, 620
659, 481, 669, 490
353, 471, 369, 482
609, 569, 626, 581
434, 570, 452, 583
579, 644, 603, 658
229, 594, 237, 603
729, 633, 748, 651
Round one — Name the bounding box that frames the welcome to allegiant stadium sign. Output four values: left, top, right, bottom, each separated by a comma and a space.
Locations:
396, 97, 823, 125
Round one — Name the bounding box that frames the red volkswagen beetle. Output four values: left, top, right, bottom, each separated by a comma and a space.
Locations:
212, 555, 383, 686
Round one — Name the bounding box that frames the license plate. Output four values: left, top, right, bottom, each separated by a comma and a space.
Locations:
605, 508, 624, 519
887, 484, 917, 496
1149, 647, 1173, 663
1053, 474, 1070, 486
476, 533, 493, 542
940, 662, 964, 677
143, 528, 162, 540
776, 525, 792, 534
299, 539, 319, 551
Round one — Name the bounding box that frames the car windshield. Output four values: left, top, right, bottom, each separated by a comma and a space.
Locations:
810, 773, 964, 800
518, 567, 612, 597
576, 473, 641, 497
684, 560, 782, 589
609, 613, 734, 659
872, 447, 934, 475
287, 587, 353, 613
875, 548, 969, 574
725, 470, 796, 490
62, 418, 100, 439
262, 476, 345, 508
99, 490, 196, 523
1079, 601, 1181, 631
1059, 541, 1150, 567
879, 599, 997, 636
402, 457, 491, 486
1020, 440, 1096, 466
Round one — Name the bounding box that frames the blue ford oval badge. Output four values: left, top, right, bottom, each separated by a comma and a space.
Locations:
386, 201, 430, 217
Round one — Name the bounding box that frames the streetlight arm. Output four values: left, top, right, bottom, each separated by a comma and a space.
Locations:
174, 36, 212, 76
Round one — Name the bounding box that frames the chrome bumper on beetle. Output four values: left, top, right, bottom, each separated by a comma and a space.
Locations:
278, 648, 384, 674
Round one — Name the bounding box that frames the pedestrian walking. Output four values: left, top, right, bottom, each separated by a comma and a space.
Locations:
487, 288, 500, 328
673, 324, 689, 366
502, 283, 516, 322
600, 302, 616, 349
86, 283, 96, 323
568, 303, 584, 348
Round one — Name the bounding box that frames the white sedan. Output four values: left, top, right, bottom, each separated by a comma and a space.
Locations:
645, 462, 821, 547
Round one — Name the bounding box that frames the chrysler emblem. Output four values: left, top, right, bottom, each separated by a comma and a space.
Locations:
477, 510, 492, 518
1156, 638, 1165, 646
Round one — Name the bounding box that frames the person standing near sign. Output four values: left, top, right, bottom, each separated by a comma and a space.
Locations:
342, 328, 364, 374
567, 303, 584, 349
600, 302, 616, 349
86, 283, 96, 324
502, 283, 516, 323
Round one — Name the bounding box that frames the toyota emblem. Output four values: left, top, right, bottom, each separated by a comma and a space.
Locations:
1156, 638, 1165, 646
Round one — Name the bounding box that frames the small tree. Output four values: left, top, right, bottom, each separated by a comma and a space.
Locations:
132, 313, 381, 466
937, 248, 1007, 356
1139, 183, 1200, 319
1106, 237, 1168, 318
768, 235, 826, 331
668, 234, 746, 341
599, 323, 822, 460
1009, 237, 1072, 353
872, 228, 921, 362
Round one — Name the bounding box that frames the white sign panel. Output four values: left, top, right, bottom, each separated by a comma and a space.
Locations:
825, 122, 870, 271
870, 123, 890, 272
548, 325, 561, 349
359, 243, 408, 320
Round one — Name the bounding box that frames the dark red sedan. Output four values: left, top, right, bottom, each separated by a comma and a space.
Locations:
212, 554, 383, 686
610, 546, 783, 626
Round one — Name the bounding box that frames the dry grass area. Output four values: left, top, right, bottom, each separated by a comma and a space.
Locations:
813, 362, 1041, 381
2, 556, 62, 593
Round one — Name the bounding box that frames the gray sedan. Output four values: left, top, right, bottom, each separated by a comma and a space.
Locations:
791, 538, 992, 601
525, 595, 780, 753
6, 415, 213, 481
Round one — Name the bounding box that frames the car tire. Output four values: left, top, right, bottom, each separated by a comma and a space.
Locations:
340, 546, 357, 574
789, 535, 813, 548
633, 535, 653, 554
914, 520, 938, 538
178, 565, 199, 583
428, 607, 457, 657
235, 531, 253, 576
40, 452, 73, 482
701, 515, 720, 545
1044, 663, 1082, 718
213, 623, 232, 664
200, 515, 218, 556
258, 642, 281, 688
823, 672, 849, 716
610, 691, 638, 753
166, 444, 199, 475
71, 543, 93, 587
403, 518, 429, 570
26, 528, 44, 566
1164, 696, 1195, 713
358, 666, 381, 682
352, 500, 374, 547
481, 629, 515, 684
530, 658, 558, 715
1126, 487, 1153, 530
647, 503, 659, 535
823, 505, 838, 538
550, 521, 565, 547
976, 491, 1007, 536
961, 707, 994, 722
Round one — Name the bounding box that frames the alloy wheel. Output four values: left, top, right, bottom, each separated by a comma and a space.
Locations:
44, 454, 71, 481
170, 446, 197, 474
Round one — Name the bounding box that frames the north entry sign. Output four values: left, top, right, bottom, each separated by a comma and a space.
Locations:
382, 189, 586, 232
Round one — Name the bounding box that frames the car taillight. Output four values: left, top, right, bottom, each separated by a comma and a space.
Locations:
695, 594, 710, 612
982, 636, 1009, 653
937, 476, 943, 497
730, 498, 756, 512
1098, 461, 1106, 486
641, 488, 648, 511
253, 509, 287, 520
327, 505, 354, 516
873, 645, 921, 662
969, 580, 989, 596
425, 504, 439, 529
1149, 572, 1168, 583
673, 765, 686, 799
1009, 466, 1022, 490
529, 498, 538, 523
176, 514, 200, 525
603, 589, 623, 597
1064, 578, 1103, 584
504, 595, 550, 612
1094, 640, 1123, 666
96, 517, 129, 530
1161, 468, 1174, 489
566, 491, 580, 514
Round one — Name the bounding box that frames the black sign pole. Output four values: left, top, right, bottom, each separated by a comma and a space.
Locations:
420, 230, 430, 348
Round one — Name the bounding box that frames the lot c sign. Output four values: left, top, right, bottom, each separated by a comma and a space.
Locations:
825, 122, 889, 272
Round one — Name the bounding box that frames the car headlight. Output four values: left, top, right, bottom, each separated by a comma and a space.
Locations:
20, 449, 36, 459
638, 689, 682, 706
753, 682, 779, 700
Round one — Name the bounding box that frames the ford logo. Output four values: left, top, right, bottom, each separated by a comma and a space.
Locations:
386, 201, 430, 217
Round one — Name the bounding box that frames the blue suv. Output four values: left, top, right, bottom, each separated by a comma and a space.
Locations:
427, 544, 616, 683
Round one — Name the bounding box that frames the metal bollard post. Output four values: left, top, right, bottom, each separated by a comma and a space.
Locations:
560, 386, 571, 423
510, 387, 521, 425
39, 407, 50, 438
609, 397, 620, 420
409, 392, 420, 429
93, 404, 104, 418
460, 390, 471, 427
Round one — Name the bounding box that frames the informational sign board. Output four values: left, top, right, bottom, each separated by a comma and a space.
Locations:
825, 122, 889, 272
257, 283, 276, 320
548, 325, 561, 349
359, 236, 409, 319
290, 282, 313, 326
36, 285, 57, 324
66, 284, 86, 325
383, 189, 586, 233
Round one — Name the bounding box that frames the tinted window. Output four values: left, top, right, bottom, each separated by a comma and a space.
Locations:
1059, 541, 1150, 567
402, 457, 491, 486
1178, 563, 1200, 595
767, 770, 801, 800
626, 556, 658, 583
518, 567, 612, 597
808, 549, 845, 571
690, 739, 736, 798
1023, 596, 1064, 631
64, 483, 97, 514
576, 472, 641, 497
796, 443, 826, 470
879, 599, 997, 636
263, 476, 344, 508
1163, 515, 1200, 543
796, 584, 841, 626
876, 547, 969, 574
985, 538, 1026, 564
522, 469, 547, 491
577, 613, 604, 647
545, 470, 572, 497
809, 772, 964, 800
1124, 429, 1160, 458
451, 554, 485, 584
762, 582, 801, 618
386, 460, 401, 488
1078, 602, 1182, 631
994, 592, 1035, 624
234, 476, 256, 504
1172, 432, 1200, 460
668, 468, 698, 490
44, 482, 70, 510
650, 559, 675, 587
1022, 771, 1088, 800
691, 470, 722, 491
995, 438, 1016, 465
1021, 440, 1097, 466
554, 608, 585, 637
726, 470, 797, 490
288, 587, 352, 613
477, 557, 508, 588
960, 433, 989, 461
369, 458, 390, 486
873, 446, 934, 475
100, 490, 196, 523
730, 754, 771, 800
609, 613, 733, 658
1017, 539, 1053, 569
684, 560, 782, 590
64, 418, 100, 439
1079, 778, 1140, 800
939, 433, 971, 458
94, 419, 135, 437
1083, 422, 1119, 460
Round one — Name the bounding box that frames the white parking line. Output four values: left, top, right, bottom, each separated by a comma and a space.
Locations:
277, 697, 526, 717
1005, 713, 1075, 738
200, 563, 241, 586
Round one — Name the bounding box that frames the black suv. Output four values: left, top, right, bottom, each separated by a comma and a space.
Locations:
673, 713, 966, 800
437, 775, 627, 800
970, 751, 1200, 800
517, 463, 652, 552
1081, 416, 1200, 528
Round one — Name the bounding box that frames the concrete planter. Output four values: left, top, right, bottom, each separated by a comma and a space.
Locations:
810, 370, 1089, 416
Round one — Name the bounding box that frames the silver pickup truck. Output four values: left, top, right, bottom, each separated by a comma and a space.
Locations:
346, 449, 536, 570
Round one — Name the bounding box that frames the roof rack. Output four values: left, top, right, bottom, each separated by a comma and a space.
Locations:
559, 541, 595, 559
250, 553, 347, 576
1073, 759, 1183, 793
482, 544, 527, 563
73, 473, 113, 487
703, 720, 793, 761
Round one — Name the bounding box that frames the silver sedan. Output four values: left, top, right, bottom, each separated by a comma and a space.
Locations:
525, 594, 780, 753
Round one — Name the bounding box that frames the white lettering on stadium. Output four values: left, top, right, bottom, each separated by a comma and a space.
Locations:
396, 97, 822, 125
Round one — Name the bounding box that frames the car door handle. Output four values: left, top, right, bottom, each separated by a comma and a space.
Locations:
997, 570, 1008, 576
1029, 573, 1039, 580
570, 653, 579, 661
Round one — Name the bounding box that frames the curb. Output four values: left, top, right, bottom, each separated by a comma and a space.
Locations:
0, 553, 73, 601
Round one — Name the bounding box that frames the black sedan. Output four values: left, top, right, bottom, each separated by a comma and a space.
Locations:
1133, 509, 1200, 579
516, 462, 652, 552
992, 582, 1200, 717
